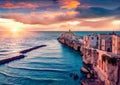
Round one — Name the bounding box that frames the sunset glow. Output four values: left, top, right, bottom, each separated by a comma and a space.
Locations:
0, 0, 120, 84
0, 0, 120, 31
10, 28, 20, 33
67, 21, 80, 25
112, 20, 120, 25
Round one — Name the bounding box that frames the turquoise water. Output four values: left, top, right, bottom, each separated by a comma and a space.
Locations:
0, 32, 84, 85
0, 31, 119, 85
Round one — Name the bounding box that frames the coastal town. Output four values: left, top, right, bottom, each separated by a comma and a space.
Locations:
58, 30, 120, 85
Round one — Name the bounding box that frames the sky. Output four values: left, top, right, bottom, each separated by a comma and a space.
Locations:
0, 0, 120, 31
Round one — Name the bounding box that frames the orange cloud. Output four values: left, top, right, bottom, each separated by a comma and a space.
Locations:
60, 0, 80, 9
0, 11, 78, 25
0, 2, 50, 9
76, 18, 116, 30
0, 17, 119, 31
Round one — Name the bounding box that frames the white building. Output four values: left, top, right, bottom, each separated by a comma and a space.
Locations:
84, 33, 98, 48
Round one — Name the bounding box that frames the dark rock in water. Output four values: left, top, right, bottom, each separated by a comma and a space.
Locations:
81, 67, 89, 73
70, 73, 73, 77
73, 73, 79, 80
20, 45, 46, 54
80, 53, 83, 56
0, 55, 25, 65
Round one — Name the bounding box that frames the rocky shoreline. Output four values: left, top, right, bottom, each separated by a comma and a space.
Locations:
58, 36, 102, 85
57, 31, 120, 85
80, 64, 104, 85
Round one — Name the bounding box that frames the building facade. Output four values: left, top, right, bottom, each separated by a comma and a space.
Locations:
98, 34, 112, 50
84, 33, 98, 48
101, 38, 112, 52
112, 35, 120, 55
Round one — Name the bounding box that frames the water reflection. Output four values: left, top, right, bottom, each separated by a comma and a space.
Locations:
0, 31, 84, 85
0, 31, 31, 58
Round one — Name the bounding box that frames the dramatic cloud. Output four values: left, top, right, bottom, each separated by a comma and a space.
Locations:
0, 11, 78, 25
76, 7, 120, 18
0, 0, 120, 31
79, 18, 113, 28
0, 1, 52, 9
56, 17, 116, 31
60, 0, 80, 9
79, 0, 120, 9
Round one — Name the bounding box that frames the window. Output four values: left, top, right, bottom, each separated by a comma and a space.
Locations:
91, 37, 94, 40
97, 37, 99, 40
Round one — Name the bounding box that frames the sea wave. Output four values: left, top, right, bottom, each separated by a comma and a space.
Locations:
0, 32, 84, 85
0, 71, 64, 84
7, 61, 72, 70
28, 56, 61, 60
7, 66, 68, 73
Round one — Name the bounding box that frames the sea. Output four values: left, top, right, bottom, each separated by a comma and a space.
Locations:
0, 31, 119, 85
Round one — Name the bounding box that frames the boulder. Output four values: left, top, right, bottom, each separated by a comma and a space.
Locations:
81, 67, 89, 73
73, 73, 79, 80
87, 73, 91, 79
69, 73, 73, 77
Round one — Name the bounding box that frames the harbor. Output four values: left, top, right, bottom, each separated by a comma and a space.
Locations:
58, 30, 120, 85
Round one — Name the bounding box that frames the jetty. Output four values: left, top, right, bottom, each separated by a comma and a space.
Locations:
0, 45, 47, 65
58, 30, 120, 85
0, 55, 25, 65
20, 45, 46, 54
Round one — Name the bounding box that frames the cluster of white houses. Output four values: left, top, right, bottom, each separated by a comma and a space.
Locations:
58, 30, 120, 85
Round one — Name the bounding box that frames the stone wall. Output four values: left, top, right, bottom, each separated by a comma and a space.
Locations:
81, 47, 98, 65
95, 50, 119, 85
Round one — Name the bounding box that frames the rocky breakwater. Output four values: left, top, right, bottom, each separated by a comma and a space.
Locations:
0, 55, 25, 65
0, 45, 47, 65
20, 45, 47, 54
